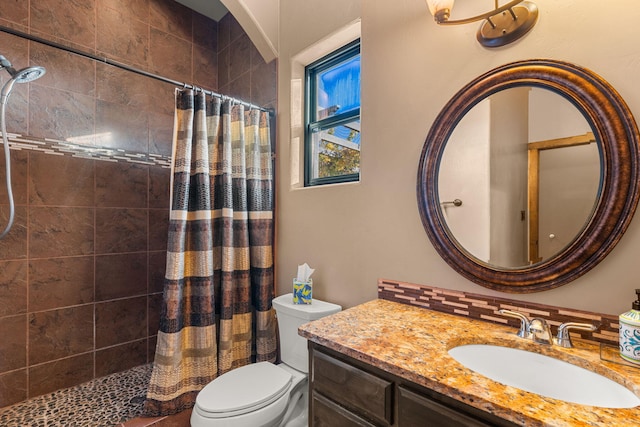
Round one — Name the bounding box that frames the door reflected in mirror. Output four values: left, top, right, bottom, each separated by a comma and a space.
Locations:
438, 87, 601, 269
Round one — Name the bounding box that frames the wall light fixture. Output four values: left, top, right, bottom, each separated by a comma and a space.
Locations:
425, 0, 538, 48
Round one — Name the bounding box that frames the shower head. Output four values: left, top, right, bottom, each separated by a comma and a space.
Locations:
0, 55, 46, 103
10, 66, 46, 83
0, 54, 46, 83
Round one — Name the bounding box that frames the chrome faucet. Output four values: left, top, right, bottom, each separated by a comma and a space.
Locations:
554, 322, 598, 348
498, 309, 599, 348
529, 318, 553, 345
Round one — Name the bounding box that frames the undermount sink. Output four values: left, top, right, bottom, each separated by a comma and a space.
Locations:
448, 344, 640, 408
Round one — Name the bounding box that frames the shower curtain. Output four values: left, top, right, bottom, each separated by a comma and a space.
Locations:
144, 89, 276, 416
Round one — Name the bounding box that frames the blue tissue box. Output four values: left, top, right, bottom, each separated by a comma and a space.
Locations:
293, 279, 312, 304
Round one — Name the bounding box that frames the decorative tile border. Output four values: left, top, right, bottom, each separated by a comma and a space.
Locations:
378, 279, 619, 346
2, 132, 172, 168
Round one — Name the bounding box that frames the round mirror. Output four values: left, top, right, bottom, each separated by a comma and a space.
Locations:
417, 60, 640, 292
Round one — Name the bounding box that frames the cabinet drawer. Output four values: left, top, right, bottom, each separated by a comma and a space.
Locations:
312, 349, 393, 426
398, 386, 492, 427
313, 393, 378, 427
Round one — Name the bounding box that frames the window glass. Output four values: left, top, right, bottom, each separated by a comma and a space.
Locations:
315, 56, 361, 120
310, 119, 360, 179
306, 40, 360, 186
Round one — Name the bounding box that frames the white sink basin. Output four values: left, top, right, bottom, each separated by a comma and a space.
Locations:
448, 344, 640, 408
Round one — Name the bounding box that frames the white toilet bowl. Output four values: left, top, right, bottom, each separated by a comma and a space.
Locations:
190, 294, 341, 427
190, 362, 307, 427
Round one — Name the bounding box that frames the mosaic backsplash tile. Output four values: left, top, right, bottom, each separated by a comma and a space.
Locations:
378, 279, 619, 346
3, 132, 172, 168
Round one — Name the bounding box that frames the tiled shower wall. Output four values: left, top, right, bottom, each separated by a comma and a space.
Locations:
0, 1, 276, 409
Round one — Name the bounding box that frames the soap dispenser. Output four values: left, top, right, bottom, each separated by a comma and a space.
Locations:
620, 289, 640, 365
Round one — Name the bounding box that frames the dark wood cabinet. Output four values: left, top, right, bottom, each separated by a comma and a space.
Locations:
309, 343, 518, 427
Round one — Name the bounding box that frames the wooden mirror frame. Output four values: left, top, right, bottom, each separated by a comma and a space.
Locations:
417, 59, 640, 293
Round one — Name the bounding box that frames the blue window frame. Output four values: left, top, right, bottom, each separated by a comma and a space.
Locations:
305, 39, 361, 186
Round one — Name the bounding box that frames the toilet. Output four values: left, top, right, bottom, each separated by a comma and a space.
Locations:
191, 293, 341, 427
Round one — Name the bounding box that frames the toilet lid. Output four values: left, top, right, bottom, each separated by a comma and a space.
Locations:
196, 362, 293, 417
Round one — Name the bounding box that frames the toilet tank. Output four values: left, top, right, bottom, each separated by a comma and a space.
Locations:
272, 293, 341, 373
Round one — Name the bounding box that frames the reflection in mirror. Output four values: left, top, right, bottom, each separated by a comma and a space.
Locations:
438, 87, 601, 268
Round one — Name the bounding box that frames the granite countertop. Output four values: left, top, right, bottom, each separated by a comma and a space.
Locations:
298, 298, 640, 426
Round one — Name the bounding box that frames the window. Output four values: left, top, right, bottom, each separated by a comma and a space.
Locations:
305, 39, 361, 186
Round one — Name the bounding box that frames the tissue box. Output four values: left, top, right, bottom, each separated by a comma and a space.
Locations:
293, 278, 312, 304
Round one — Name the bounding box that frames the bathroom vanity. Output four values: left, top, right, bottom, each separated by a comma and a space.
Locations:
310, 343, 516, 426
299, 298, 640, 426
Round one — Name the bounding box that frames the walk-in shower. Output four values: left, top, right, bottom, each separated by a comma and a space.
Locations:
0, 54, 45, 239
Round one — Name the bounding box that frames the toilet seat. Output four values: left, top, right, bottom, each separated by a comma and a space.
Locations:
195, 362, 293, 418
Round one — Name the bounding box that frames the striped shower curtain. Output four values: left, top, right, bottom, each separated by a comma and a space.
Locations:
144, 90, 276, 416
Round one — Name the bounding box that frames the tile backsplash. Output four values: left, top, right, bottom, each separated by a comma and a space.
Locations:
378, 279, 619, 346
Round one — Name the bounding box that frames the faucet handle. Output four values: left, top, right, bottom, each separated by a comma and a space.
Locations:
498, 309, 531, 338
554, 322, 598, 348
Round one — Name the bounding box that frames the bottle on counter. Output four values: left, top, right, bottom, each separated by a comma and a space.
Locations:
620, 289, 640, 365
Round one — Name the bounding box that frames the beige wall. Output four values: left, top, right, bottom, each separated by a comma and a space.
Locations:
276, 0, 640, 315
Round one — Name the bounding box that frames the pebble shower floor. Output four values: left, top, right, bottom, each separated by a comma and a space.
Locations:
0, 364, 152, 426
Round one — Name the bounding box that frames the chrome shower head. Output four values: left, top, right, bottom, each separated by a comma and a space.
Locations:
0, 55, 46, 103
0, 54, 46, 83
10, 66, 46, 83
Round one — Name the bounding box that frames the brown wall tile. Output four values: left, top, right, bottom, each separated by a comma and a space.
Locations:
29, 85, 95, 142
0, 1, 29, 27
102, 0, 150, 23
193, 43, 218, 90
148, 112, 174, 157
0, 206, 28, 260
28, 353, 93, 398
95, 339, 147, 378
146, 79, 176, 116
29, 153, 95, 207
96, 162, 148, 208
96, 296, 147, 348
193, 11, 218, 51
95, 253, 147, 301
0, 314, 26, 372
217, 46, 230, 88
96, 3, 149, 67
96, 64, 150, 109
29, 305, 94, 364
148, 251, 167, 294
30, 43, 95, 95
95, 208, 148, 254
0, 369, 28, 408
148, 335, 158, 362
0, 260, 27, 317
30, 0, 96, 49
149, 166, 171, 209
29, 257, 94, 312
150, 1, 193, 42
95, 100, 150, 153
229, 34, 251, 80
29, 207, 94, 258
148, 293, 163, 336
0, 149, 28, 206
149, 209, 169, 251
251, 59, 277, 107
149, 28, 193, 83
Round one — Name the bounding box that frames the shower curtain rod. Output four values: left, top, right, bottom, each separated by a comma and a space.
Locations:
0, 25, 274, 115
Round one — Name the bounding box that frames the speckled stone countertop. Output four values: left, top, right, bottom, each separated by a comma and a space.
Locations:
298, 299, 640, 427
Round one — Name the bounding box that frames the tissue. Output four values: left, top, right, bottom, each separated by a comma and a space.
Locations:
293, 263, 314, 304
